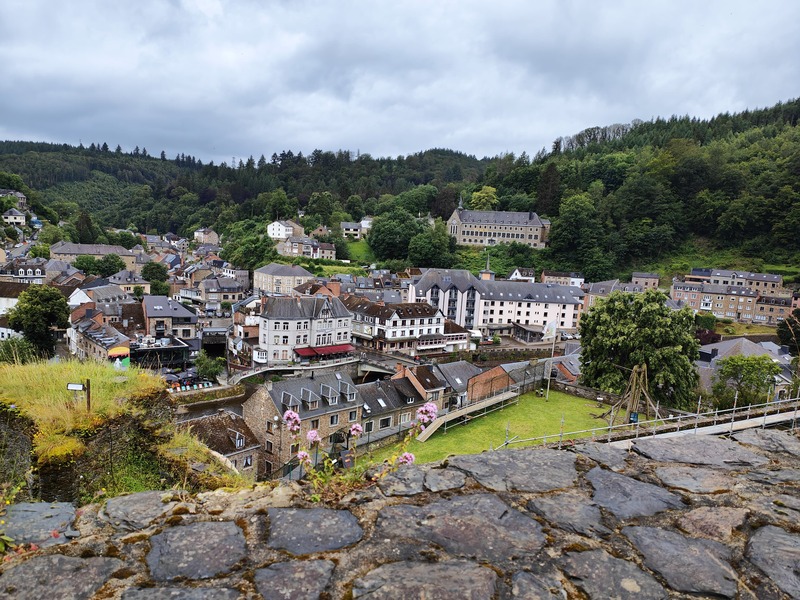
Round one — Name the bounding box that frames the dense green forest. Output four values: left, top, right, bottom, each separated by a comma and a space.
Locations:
2, 98, 799, 279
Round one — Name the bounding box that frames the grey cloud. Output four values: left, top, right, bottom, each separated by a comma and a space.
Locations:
0, 0, 798, 165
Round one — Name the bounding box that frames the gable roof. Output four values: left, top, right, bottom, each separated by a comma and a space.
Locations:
260, 296, 351, 319
433, 361, 483, 393
181, 410, 260, 457
267, 372, 362, 419
254, 263, 314, 278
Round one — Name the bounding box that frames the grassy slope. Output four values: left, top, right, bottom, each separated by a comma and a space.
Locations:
0, 361, 164, 461
347, 239, 376, 264
365, 390, 625, 465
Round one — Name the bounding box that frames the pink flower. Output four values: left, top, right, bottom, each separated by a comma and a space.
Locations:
297, 450, 310, 463
416, 402, 438, 425
349, 423, 363, 437
397, 452, 415, 465
306, 430, 322, 445
283, 409, 301, 433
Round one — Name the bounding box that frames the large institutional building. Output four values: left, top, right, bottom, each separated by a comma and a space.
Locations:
447, 205, 550, 249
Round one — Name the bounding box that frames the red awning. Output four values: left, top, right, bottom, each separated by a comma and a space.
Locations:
312, 344, 355, 356
294, 347, 317, 357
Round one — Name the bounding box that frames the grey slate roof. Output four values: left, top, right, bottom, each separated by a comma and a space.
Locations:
142, 296, 198, 321
357, 379, 406, 418
254, 263, 313, 278
268, 372, 362, 420
456, 209, 547, 227
432, 361, 483, 393
261, 296, 351, 319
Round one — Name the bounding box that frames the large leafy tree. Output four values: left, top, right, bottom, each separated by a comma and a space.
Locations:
7, 285, 70, 356
96, 254, 126, 277
368, 208, 426, 261
407, 219, 454, 268
469, 185, 499, 211
579, 289, 699, 409
711, 355, 782, 408
141, 261, 169, 283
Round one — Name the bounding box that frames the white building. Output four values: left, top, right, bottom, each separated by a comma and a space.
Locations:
409, 267, 584, 335
342, 295, 458, 356
255, 296, 353, 365
267, 220, 304, 240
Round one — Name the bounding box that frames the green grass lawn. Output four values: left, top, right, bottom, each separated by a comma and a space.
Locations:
365, 390, 624, 465
347, 239, 376, 264
714, 321, 778, 336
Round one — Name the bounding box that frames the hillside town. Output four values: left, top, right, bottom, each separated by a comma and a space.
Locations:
3, 198, 799, 480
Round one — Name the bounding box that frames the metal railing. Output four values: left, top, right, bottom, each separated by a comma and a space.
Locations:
495, 396, 800, 451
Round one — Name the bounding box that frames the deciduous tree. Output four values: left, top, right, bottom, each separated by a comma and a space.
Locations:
579, 289, 699, 408
712, 355, 782, 408
7, 285, 69, 357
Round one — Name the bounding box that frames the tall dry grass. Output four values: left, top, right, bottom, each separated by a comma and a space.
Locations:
0, 360, 164, 460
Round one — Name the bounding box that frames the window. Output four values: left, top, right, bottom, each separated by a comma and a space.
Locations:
330, 414, 339, 426
266, 441, 273, 452
379, 417, 392, 429
283, 322, 289, 330
349, 410, 357, 422
364, 421, 374, 433
311, 418, 319, 429
266, 421, 274, 433
290, 443, 299, 455
400, 412, 411, 423
242, 455, 253, 468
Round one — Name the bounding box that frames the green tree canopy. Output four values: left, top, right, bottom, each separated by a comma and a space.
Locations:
368, 208, 426, 261
150, 281, 170, 296
7, 285, 70, 356
28, 244, 50, 259
96, 253, 126, 277
407, 219, 455, 268
712, 354, 782, 408
579, 289, 699, 408
469, 185, 499, 211
195, 349, 225, 382
73, 255, 99, 274
141, 261, 169, 283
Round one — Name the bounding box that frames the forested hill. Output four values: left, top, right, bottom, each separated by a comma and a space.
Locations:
1, 97, 799, 279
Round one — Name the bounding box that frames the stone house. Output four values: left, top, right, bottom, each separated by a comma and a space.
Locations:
631, 272, 660, 290
108, 270, 150, 294
193, 228, 220, 245
181, 409, 261, 475
447, 204, 550, 249
253, 263, 314, 295
243, 373, 363, 477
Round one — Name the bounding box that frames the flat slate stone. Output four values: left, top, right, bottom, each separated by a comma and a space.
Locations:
560, 549, 667, 599
632, 435, 768, 469
254, 560, 334, 599
376, 493, 544, 562
527, 491, 609, 536
0, 554, 122, 600
448, 448, 576, 492
267, 508, 363, 555
377, 464, 426, 496
104, 491, 177, 531
733, 429, 800, 457
424, 467, 466, 492
746, 525, 800, 598
122, 587, 240, 599
623, 526, 738, 597
511, 569, 565, 599
575, 442, 629, 471
654, 465, 734, 493
678, 507, 748, 542
3, 502, 76, 547
147, 521, 246, 580
352, 561, 497, 600
744, 467, 800, 485
586, 467, 683, 519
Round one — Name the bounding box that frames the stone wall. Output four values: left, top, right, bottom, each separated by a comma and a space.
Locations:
2, 429, 800, 598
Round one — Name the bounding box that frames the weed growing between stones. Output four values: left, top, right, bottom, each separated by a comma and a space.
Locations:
282, 402, 438, 502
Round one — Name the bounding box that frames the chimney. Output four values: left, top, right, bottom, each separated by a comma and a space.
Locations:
395, 363, 403, 374
265, 380, 273, 391
327, 280, 341, 297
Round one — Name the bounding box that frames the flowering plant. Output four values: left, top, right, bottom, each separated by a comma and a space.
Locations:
283, 409, 301, 433
306, 430, 322, 445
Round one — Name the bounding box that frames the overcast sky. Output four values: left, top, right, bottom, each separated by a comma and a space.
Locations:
1, 1, 798, 165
